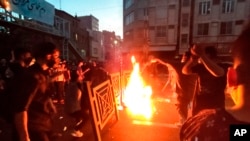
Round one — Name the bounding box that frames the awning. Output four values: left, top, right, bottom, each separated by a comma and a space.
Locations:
148, 46, 176, 51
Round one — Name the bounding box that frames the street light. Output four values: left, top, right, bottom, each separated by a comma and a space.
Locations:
0, 0, 10, 11
114, 40, 118, 61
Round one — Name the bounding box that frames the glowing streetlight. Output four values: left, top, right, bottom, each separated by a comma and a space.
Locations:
114, 40, 118, 45
0, 0, 10, 11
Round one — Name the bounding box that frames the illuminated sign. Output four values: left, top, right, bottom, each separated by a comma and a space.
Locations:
8, 0, 54, 25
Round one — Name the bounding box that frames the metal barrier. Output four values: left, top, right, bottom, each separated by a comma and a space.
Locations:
85, 71, 131, 141
110, 71, 131, 109
109, 72, 122, 109
85, 80, 119, 141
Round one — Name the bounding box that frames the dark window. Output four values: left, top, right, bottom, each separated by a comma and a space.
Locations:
149, 26, 155, 30
199, 1, 211, 15
237, 0, 245, 2
168, 25, 175, 29
181, 34, 188, 43
182, 13, 189, 27
235, 20, 244, 25
213, 0, 220, 5
156, 26, 166, 37
125, 12, 134, 25
124, 30, 134, 41
182, 0, 190, 6
220, 21, 233, 34
222, 0, 234, 13
144, 8, 149, 17
198, 23, 209, 35
168, 4, 176, 9
93, 48, 98, 54
125, 0, 134, 9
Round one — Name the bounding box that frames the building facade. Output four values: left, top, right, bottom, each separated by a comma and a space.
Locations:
55, 9, 89, 61
123, 0, 179, 59
123, 0, 250, 59
78, 15, 99, 31
0, 1, 120, 63
78, 15, 104, 61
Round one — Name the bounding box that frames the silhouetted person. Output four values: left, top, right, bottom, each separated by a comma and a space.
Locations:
180, 23, 250, 141
174, 51, 198, 125
0, 47, 33, 123
65, 70, 88, 138
182, 45, 230, 115
84, 61, 109, 87
10, 42, 59, 141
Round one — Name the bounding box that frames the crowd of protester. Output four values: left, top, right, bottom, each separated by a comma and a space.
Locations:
141, 23, 250, 141
1, 22, 250, 141
0, 41, 110, 140
179, 23, 250, 141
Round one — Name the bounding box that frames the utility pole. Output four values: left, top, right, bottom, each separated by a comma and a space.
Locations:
143, 1, 149, 62
189, 0, 195, 46
59, 0, 61, 10
176, 0, 182, 57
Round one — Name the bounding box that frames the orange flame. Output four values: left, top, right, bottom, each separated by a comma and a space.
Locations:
123, 56, 154, 119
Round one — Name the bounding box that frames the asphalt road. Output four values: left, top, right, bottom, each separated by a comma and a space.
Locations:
51, 95, 181, 141
0, 95, 181, 141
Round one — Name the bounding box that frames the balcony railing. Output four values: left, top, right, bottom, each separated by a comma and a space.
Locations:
0, 9, 84, 59
0, 10, 63, 37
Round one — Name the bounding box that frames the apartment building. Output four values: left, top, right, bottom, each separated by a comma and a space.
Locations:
78, 15, 104, 61
55, 9, 89, 61
123, 0, 250, 59
186, 0, 250, 56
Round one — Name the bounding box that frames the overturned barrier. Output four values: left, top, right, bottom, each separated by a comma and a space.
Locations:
110, 72, 122, 110
110, 71, 131, 109
84, 80, 119, 141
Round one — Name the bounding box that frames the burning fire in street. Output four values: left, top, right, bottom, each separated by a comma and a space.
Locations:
123, 56, 155, 119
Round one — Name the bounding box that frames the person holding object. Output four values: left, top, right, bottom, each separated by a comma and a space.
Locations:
10, 42, 59, 141
150, 54, 197, 126
180, 23, 250, 141
182, 44, 230, 115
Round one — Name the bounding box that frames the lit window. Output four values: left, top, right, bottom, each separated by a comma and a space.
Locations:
199, 1, 211, 15
75, 33, 78, 41
222, 0, 234, 13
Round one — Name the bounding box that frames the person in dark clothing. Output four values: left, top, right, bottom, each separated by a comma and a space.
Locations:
10, 42, 59, 141
182, 45, 230, 115
64, 70, 88, 137
84, 61, 110, 87
180, 22, 250, 141
0, 47, 33, 123
174, 51, 198, 125
0, 58, 9, 80
7, 47, 33, 81
149, 55, 197, 125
